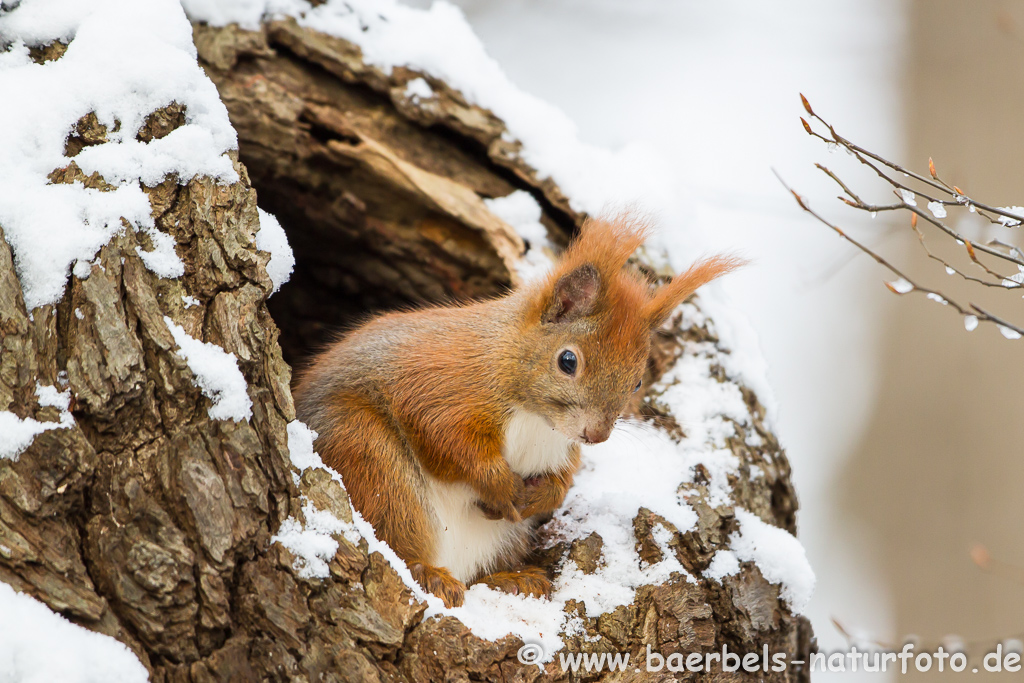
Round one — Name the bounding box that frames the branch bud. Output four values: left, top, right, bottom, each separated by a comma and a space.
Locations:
970, 544, 992, 570
799, 93, 814, 116
964, 240, 978, 261
790, 189, 808, 211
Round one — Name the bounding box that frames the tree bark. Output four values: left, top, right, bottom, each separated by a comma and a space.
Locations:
0, 17, 813, 683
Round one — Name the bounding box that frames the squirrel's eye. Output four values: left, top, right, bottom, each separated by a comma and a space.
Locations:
633, 378, 642, 393
557, 349, 578, 376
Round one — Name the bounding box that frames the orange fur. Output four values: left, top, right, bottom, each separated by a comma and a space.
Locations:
292, 211, 742, 605
475, 566, 551, 599
644, 254, 747, 327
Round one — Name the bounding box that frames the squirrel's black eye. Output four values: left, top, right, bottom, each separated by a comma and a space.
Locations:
633, 378, 642, 393
557, 349, 577, 376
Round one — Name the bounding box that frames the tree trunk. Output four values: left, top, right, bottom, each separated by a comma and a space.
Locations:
0, 15, 813, 683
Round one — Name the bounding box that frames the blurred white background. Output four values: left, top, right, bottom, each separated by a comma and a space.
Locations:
404, 1, 1024, 680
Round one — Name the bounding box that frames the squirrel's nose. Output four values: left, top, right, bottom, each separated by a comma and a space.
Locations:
582, 425, 612, 445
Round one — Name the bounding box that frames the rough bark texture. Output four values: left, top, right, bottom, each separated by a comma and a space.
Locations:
0, 17, 813, 683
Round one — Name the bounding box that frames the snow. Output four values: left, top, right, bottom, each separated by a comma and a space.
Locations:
964, 315, 979, 332
34, 382, 71, 411
887, 278, 914, 294
927, 201, 947, 219
274, 422, 362, 578
0, 0, 238, 310
483, 190, 553, 281
899, 189, 917, 207
273, 498, 358, 579
285, 420, 323, 472
0, 582, 148, 683
255, 208, 294, 294
164, 316, 252, 421
705, 550, 740, 581
998, 325, 1022, 340
403, 76, 433, 100
996, 206, 1024, 228
135, 228, 184, 279
545, 428, 700, 616
0, 384, 74, 461
730, 508, 815, 614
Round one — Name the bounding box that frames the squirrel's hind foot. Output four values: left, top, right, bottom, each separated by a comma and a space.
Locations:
475, 566, 552, 599
410, 563, 466, 608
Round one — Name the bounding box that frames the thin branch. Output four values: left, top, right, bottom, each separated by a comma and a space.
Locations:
798, 108, 1024, 268
814, 165, 1019, 286
802, 103, 1024, 225
775, 169, 1024, 338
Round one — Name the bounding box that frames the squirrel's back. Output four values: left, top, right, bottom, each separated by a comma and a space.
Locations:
294, 296, 518, 435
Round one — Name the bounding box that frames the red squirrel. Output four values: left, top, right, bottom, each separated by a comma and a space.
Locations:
293, 214, 741, 607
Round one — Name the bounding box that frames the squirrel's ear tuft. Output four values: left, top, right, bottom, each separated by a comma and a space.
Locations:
543, 263, 601, 324
644, 255, 746, 328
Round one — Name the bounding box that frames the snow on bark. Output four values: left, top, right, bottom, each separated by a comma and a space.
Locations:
0, 0, 814, 679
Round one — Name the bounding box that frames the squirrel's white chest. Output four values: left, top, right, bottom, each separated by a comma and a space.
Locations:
502, 409, 573, 476
423, 410, 572, 583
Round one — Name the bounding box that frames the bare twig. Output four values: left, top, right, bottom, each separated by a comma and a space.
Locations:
775, 170, 1024, 338
787, 96, 1024, 339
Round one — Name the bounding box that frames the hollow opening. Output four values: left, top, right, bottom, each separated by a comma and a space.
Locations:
221, 48, 540, 369
252, 169, 513, 370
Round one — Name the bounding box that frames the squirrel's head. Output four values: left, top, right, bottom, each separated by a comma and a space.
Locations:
512, 213, 743, 445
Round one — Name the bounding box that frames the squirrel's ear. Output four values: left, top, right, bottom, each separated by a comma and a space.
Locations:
644, 255, 746, 328
543, 263, 601, 324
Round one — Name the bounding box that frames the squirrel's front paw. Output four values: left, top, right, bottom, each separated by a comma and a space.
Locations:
519, 474, 569, 518
476, 467, 525, 523
409, 563, 466, 608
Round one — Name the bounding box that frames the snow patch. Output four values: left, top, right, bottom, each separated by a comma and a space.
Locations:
273, 498, 360, 579
0, 582, 148, 683
0, 384, 75, 461
730, 508, 815, 614
255, 208, 294, 294
887, 278, 914, 294
705, 549, 741, 581
997, 206, 1024, 227
0, 0, 238, 310
404, 76, 433, 100
164, 316, 252, 421
135, 227, 185, 279
998, 325, 1022, 340
484, 190, 553, 281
